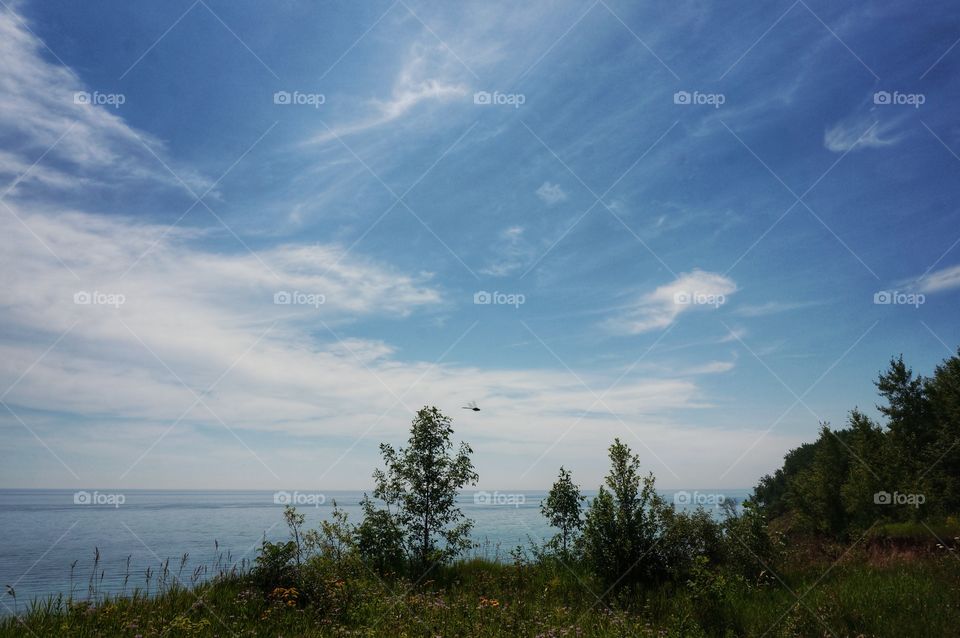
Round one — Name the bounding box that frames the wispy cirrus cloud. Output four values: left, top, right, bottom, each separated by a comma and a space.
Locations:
823, 115, 904, 152
915, 264, 960, 294
0, 8, 211, 200
306, 43, 469, 145
605, 270, 737, 335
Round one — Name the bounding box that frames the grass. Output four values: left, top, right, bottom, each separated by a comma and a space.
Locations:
3, 549, 959, 637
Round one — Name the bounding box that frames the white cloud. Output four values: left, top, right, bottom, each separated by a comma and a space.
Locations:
824, 116, 903, 152
606, 270, 737, 334
915, 264, 960, 294
0, 204, 752, 488
535, 181, 567, 205
307, 43, 468, 145
0, 8, 211, 199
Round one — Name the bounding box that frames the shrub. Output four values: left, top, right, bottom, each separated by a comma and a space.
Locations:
580, 439, 671, 588
252, 540, 298, 590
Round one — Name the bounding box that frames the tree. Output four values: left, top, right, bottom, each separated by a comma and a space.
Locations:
925, 349, 960, 514
839, 409, 889, 529
581, 439, 671, 587
366, 406, 478, 569
787, 424, 850, 536
541, 466, 584, 555
876, 355, 932, 482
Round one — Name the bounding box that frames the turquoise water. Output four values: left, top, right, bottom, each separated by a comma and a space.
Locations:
0, 488, 750, 608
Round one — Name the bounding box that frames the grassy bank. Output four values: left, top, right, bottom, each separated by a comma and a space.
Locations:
3, 550, 958, 637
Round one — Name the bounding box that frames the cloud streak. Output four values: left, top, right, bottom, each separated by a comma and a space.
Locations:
606, 271, 737, 334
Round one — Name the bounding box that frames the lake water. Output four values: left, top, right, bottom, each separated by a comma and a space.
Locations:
0, 488, 750, 609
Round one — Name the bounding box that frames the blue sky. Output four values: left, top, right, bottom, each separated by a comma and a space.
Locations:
0, 0, 958, 490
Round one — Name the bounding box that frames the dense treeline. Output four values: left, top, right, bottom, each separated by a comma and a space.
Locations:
752, 349, 960, 539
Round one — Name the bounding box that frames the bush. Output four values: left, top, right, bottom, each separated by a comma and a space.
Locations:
720, 500, 780, 585
356, 495, 406, 574
580, 439, 672, 588
252, 540, 298, 590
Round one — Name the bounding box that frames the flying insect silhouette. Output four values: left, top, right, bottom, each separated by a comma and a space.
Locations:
462, 401, 480, 412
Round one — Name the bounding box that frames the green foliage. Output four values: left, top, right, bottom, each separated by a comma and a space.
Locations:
786, 424, 851, 535
754, 348, 960, 539
540, 466, 584, 556
302, 499, 355, 562
355, 494, 406, 573
282, 505, 306, 570
366, 406, 479, 569
7, 556, 959, 637
684, 555, 743, 635
580, 438, 672, 588
719, 500, 780, 584
252, 539, 297, 590
660, 506, 724, 578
